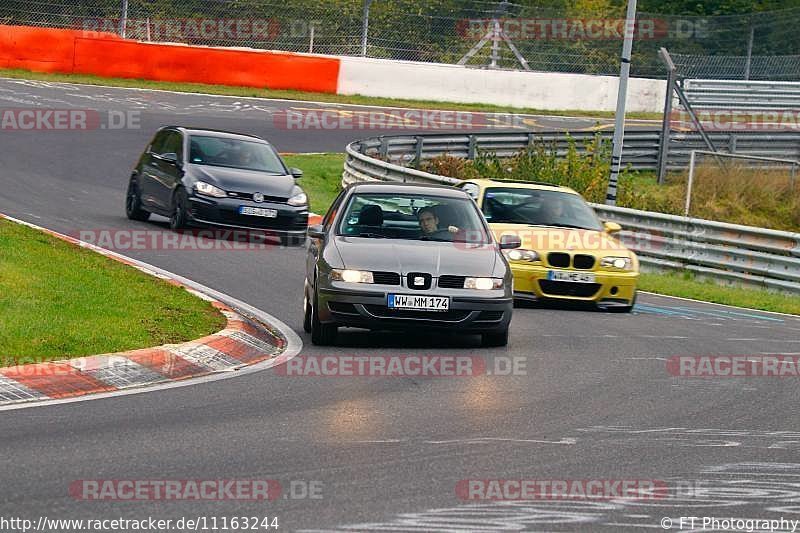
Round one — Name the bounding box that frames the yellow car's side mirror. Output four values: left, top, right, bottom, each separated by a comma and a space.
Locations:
603, 221, 622, 234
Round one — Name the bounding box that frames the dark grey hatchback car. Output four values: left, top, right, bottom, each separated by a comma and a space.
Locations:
126, 127, 309, 245
303, 182, 520, 346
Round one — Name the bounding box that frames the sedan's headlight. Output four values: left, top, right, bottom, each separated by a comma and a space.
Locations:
503, 249, 540, 262
287, 191, 308, 207
331, 269, 374, 283
601, 256, 633, 270
195, 181, 227, 198
464, 277, 503, 290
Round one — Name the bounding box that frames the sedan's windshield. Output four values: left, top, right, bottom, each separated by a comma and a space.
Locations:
188, 136, 287, 174
482, 188, 603, 231
337, 193, 490, 243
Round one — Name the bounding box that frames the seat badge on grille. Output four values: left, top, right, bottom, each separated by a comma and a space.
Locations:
414, 276, 425, 286
253, 192, 264, 203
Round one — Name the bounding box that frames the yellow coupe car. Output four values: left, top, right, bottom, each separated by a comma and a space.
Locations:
457, 179, 639, 312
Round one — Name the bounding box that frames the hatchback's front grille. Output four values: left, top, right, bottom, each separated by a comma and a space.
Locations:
573, 254, 596, 270
548, 252, 571, 268
372, 272, 401, 285
438, 275, 466, 289
227, 191, 287, 203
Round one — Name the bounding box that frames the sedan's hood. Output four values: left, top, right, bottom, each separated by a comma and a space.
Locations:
489, 223, 632, 255
189, 165, 295, 197
334, 237, 498, 277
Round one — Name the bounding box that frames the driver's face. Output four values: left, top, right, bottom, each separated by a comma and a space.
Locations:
419, 212, 439, 234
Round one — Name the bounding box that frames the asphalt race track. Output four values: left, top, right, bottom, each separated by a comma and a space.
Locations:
2, 78, 800, 532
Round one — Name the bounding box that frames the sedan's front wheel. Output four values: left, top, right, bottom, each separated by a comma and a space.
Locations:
481, 328, 509, 347
310, 289, 337, 346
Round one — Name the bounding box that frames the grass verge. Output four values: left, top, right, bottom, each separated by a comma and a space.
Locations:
288, 152, 799, 316
0, 68, 662, 120
639, 271, 800, 316
0, 219, 227, 365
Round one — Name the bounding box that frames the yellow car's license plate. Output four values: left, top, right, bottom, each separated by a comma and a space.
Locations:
547, 270, 596, 283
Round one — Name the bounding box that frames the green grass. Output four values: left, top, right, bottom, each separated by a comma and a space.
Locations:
0, 68, 662, 120
639, 271, 800, 316
283, 153, 345, 214
0, 220, 227, 365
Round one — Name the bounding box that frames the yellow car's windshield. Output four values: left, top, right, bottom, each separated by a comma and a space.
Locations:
482, 188, 603, 231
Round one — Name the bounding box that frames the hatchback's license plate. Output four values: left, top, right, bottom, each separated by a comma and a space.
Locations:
547, 270, 596, 283
239, 206, 277, 218
388, 294, 450, 311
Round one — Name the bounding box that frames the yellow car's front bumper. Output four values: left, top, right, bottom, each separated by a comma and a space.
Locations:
510, 263, 638, 306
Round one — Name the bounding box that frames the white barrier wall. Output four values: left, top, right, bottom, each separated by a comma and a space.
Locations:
337, 56, 666, 113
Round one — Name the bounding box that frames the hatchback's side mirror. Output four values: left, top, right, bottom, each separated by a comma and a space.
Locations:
499, 234, 522, 250
603, 221, 622, 234
289, 167, 304, 179
307, 224, 325, 239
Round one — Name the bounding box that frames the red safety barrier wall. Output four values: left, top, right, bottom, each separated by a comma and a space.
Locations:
0, 25, 340, 94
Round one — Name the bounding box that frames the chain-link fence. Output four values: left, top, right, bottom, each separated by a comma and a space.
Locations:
2, 0, 800, 80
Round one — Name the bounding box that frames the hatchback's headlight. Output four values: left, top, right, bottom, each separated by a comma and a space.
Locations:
331, 269, 374, 283
601, 256, 633, 270
503, 249, 540, 262
464, 277, 503, 290
287, 191, 308, 207
195, 181, 227, 198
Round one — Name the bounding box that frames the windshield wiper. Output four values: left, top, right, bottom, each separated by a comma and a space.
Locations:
528, 223, 595, 231
355, 232, 387, 239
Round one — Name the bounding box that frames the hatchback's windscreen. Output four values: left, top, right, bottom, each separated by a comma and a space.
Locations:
188, 136, 286, 174
338, 193, 490, 243
482, 188, 603, 231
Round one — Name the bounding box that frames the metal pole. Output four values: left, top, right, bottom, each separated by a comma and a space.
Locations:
604, 0, 637, 206
309, 23, 315, 54
360, 0, 372, 57
656, 48, 676, 185
685, 150, 697, 216
490, 19, 500, 69
744, 22, 754, 80
119, 0, 128, 38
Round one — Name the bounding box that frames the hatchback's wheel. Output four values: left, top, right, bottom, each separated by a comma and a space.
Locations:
310, 289, 337, 345
170, 188, 189, 231
481, 328, 509, 347
125, 180, 150, 221
303, 291, 312, 333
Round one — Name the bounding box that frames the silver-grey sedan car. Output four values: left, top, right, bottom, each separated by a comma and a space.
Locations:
303, 182, 520, 346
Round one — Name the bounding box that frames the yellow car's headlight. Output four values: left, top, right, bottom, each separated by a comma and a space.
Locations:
503, 249, 540, 262
601, 256, 633, 270
331, 269, 374, 283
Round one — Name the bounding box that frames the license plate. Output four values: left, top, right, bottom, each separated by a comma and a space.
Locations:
239, 206, 277, 218
388, 294, 450, 311
547, 270, 596, 283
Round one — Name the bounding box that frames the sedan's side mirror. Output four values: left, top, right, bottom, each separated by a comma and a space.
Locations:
289, 167, 304, 179
603, 221, 622, 234
499, 234, 522, 250
307, 224, 325, 239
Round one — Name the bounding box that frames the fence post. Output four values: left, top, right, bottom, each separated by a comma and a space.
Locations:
685, 150, 697, 216
657, 48, 676, 185
468, 136, 477, 160
119, 0, 128, 38
414, 136, 424, 168
361, 0, 373, 57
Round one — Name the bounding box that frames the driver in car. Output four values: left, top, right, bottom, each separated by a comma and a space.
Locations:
417, 207, 459, 238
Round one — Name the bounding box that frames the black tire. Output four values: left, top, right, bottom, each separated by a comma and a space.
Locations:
125, 179, 150, 222
281, 234, 307, 247
310, 288, 337, 346
303, 289, 312, 333
170, 188, 189, 231
481, 328, 509, 347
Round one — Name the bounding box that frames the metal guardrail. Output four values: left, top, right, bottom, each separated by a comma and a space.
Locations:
349, 129, 800, 172
683, 79, 800, 110
343, 131, 800, 294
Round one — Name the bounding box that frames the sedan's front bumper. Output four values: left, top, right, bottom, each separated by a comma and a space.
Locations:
187, 194, 308, 235
318, 284, 512, 333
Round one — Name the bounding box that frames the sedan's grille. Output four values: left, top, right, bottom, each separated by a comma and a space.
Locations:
372, 272, 401, 285
438, 275, 466, 289
476, 310, 505, 322
227, 191, 287, 203
538, 280, 601, 298
363, 305, 470, 322
573, 254, 596, 270
328, 302, 358, 314
547, 252, 570, 268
